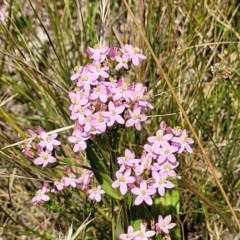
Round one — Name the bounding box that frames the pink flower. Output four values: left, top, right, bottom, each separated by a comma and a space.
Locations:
70, 102, 90, 123
147, 129, 172, 148
119, 226, 134, 240
171, 126, 182, 136
69, 89, 89, 107
112, 169, 135, 195
117, 149, 140, 172
77, 169, 93, 185
143, 143, 157, 159
125, 107, 147, 131
51, 180, 64, 193
91, 112, 108, 133
115, 56, 129, 70
160, 121, 167, 130
71, 66, 83, 81
39, 132, 61, 152
133, 223, 155, 240
32, 185, 50, 204
131, 180, 156, 205
129, 83, 145, 104
90, 84, 109, 103
172, 129, 194, 153
151, 161, 179, 177
108, 45, 119, 59
122, 44, 146, 66
154, 142, 178, 163
62, 171, 78, 188
22, 137, 36, 158
79, 109, 93, 132
87, 63, 109, 81
68, 129, 89, 152
110, 77, 132, 102
155, 215, 176, 235
150, 171, 175, 196
103, 101, 125, 127
76, 67, 98, 92
119, 225, 135, 240
134, 153, 152, 175
33, 150, 56, 167
88, 186, 105, 202
87, 44, 109, 62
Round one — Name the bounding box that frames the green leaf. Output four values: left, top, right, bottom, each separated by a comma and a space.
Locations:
115, 221, 124, 240
133, 219, 142, 231
234, 178, 240, 189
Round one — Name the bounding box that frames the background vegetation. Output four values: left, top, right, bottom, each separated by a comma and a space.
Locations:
0, 0, 240, 239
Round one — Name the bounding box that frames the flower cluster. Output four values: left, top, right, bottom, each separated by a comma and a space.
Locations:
119, 215, 176, 240
22, 127, 60, 168
68, 44, 151, 152
21, 44, 195, 239
31, 166, 104, 205
22, 127, 104, 204
112, 121, 193, 205
51, 167, 105, 203
114, 121, 193, 238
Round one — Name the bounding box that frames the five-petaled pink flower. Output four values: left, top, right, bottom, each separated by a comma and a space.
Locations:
125, 107, 147, 131
115, 56, 129, 70
34, 150, 56, 167
172, 129, 194, 153
68, 129, 89, 152
88, 186, 105, 202
39, 132, 61, 152
155, 215, 176, 235
119, 225, 135, 240
32, 185, 50, 205
133, 223, 155, 240
148, 129, 172, 148
122, 44, 146, 66
62, 171, 78, 188
150, 171, 175, 196
87, 44, 109, 62
112, 169, 135, 195
103, 101, 125, 127
117, 149, 140, 172
131, 180, 156, 205
154, 141, 178, 163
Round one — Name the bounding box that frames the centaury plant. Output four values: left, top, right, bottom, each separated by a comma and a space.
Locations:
20, 44, 194, 240
1, 0, 240, 239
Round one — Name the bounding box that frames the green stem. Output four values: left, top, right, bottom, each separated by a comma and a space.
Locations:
110, 147, 116, 239
112, 197, 115, 240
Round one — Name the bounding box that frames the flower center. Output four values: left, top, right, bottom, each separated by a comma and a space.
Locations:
98, 115, 104, 123
183, 135, 188, 143
134, 113, 140, 120
118, 176, 125, 182
42, 153, 49, 160
45, 135, 51, 142
74, 137, 81, 144
156, 134, 163, 141
111, 109, 116, 116
94, 43, 100, 49
164, 148, 169, 155
140, 189, 146, 196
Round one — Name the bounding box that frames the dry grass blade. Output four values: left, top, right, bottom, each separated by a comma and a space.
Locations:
180, 177, 232, 231
64, 215, 94, 240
